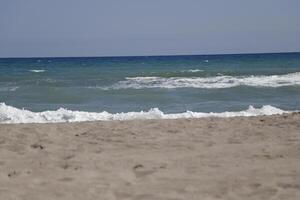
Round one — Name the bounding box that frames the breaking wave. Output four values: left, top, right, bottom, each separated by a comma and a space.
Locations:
100, 72, 300, 89
181, 69, 204, 73
0, 103, 292, 124
0, 86, 19, 92
29, 70, 45, 73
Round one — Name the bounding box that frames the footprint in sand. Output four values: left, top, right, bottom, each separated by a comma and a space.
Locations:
132, 164, 156, 178
30, 143, 44, 150
118, 164, 158, 184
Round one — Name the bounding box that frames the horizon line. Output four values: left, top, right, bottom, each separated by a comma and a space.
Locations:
0, 51, 300, 59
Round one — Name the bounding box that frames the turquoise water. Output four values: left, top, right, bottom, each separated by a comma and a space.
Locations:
1, 53, 300, 114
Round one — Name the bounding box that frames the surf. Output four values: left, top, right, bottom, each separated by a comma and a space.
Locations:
99, 72, 300, 90
0, 103, 292, 124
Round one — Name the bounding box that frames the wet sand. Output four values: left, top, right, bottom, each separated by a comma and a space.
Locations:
0, 113, 300, 200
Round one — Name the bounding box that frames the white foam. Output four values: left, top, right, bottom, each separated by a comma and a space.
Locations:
29, 70, 45, 73
0, 86, 19, 92
101, 72, 300, 89
182, 69, 204, 73
0, 103, 291, 124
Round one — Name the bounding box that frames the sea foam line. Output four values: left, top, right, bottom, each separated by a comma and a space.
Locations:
181, 69, 204, 73
98, 72, 300, 90
29, 70, 45, 73
0, 86, 19, 92
0, 103, 292, 124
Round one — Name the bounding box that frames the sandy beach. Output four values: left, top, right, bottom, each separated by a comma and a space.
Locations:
0, 113, 300, 200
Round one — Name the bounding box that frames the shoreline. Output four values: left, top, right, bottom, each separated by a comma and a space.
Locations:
0, 112, 298, 125
0, 102, 294, 124
1, 113, 300, 199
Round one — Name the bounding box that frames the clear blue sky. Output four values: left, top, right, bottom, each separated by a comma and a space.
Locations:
1, 0, 300, 58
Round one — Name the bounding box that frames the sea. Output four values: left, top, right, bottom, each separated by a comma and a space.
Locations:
1, 52, 300, 123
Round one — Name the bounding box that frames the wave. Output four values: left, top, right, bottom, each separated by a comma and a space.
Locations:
100, 72, 300, 89
0, 86, 19, 92
0, 103, 292, 124
29, 70, 45, 73
181, 69, 204, 73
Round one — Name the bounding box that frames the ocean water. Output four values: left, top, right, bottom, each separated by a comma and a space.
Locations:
1, 53, 300, 123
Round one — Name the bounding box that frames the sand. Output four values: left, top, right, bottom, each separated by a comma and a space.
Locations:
0, 113, 300, 200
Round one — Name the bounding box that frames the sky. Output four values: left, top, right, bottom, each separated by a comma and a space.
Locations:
0, 0, 300, 58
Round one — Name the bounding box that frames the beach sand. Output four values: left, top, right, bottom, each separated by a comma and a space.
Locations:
0, 113, 300, 200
